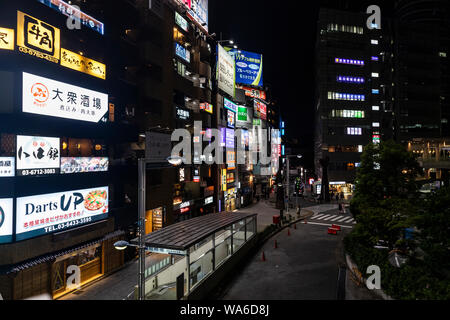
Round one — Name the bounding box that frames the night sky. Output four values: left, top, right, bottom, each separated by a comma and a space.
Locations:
209, 1, 321, 148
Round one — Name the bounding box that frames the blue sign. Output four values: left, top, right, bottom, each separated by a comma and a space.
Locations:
224, 98, 237, 113
175, 42, 190, 63
229, 49, 263, 87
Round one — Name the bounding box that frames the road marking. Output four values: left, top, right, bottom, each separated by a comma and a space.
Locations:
329, 216, 343, 221
323, 215, 338, 221
335, 216, 350, 222
316, 215, 331, 220
340, 217, 354, 223
313, 213, 325, 219
305, 221, 353, 229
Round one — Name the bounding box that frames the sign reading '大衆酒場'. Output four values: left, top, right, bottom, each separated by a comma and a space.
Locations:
22, 72, 108, 123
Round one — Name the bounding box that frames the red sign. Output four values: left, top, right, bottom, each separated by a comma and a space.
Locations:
238, 86, 267, 100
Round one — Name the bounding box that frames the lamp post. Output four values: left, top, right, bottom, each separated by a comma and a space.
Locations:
114, 155, 184, 300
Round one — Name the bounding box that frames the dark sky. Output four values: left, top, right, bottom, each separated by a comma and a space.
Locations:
209, 1, 321, 147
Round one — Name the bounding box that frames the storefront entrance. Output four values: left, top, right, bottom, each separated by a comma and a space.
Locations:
51, 244, 103, 299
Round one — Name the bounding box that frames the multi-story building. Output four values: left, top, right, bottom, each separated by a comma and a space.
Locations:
314, 7, 385, 198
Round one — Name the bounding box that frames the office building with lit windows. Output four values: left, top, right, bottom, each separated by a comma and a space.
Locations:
314, 7, 385, 198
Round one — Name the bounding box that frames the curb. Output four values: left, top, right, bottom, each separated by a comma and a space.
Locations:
345, 253, 394, 300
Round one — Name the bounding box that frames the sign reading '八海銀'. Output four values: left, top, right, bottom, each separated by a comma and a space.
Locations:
22, 72, 108, 123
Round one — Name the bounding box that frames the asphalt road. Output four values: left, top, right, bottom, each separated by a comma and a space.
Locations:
219, 219, 349, 300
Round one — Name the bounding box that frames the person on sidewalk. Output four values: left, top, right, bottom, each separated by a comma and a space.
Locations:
339, 202, 343, 214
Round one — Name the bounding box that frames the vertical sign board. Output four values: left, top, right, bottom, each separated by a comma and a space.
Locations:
217, 44, 235, 98
0, 198, 13, 243
229, 49, 263, 87
22, 72, 109, 123
0, 158, 15, 177
16, 135, 60, 176
17, 11, 61, 63
16, 187, 109, 241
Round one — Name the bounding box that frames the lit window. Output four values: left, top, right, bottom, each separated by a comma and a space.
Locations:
372, 89, 379, 94
372, 122, 380, 127
372, 105, 380, 111
358, 145, 363, 152
335, 57, 364, 66
371, 56, 379, 61
347, 127, 362, 135
371, 72, 379, 78
371, 39, 378, 45
439, 52, 447, 58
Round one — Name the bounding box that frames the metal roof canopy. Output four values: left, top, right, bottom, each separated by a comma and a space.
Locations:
131, 212, 257, 251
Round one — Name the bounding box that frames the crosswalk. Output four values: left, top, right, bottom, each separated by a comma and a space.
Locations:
309, 213, 356, 225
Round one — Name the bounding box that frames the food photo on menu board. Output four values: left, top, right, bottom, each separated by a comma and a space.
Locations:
60, 157, 109, 174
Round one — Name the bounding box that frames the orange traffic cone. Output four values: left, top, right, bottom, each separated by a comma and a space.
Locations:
287, 228, 291, 236
274, 240, 278, 249
261, 251, 266, 261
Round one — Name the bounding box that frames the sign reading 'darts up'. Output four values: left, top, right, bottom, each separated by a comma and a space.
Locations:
0, 27, 14, 51
23, 72, 108, 123
17, 11, 61, 63
0, 198, 13, 244
61, 48, 106, 79
16, 187, 109, 241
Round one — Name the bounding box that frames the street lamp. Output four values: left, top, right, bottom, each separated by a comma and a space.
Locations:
114, 155, 184, 301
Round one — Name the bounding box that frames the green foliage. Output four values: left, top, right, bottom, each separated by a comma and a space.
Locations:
345, 140, 449, 299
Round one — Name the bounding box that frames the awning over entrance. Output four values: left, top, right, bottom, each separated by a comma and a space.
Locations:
132, 212, 257, 251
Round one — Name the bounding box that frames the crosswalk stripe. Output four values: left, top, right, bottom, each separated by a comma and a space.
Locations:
340, 217, 354, 223
335, 216, 349, 222
323, 215, 337, 221
316, 215, 331, 220
313, 213, 325, 219
329, 216, 343, 221
352, 221, 356, 224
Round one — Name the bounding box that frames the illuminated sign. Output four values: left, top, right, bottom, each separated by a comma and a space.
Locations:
237, 85, 266, 100
179, 168, 185, 182
204, 196, 213, 205
227, 109, 235, 128
237, 106, 248, 122
175, 0, 208, 32
17, 11, 61, 63
37, 0, 104, 35
61, 48, 106, 79
0, 198, 13, 243
0, 158, 15, 177
23, 72, 108, 123
193, 176, 200, 182
227, 151, 236, 169
16, 187, 109, 240
61, 157, 109, 174
176, 107, 190, 120
175, 42, 190, 63
254, 100, 267, 120
229, 49, 263, 87
16, 135, 60, 176
0, 27, 14, 51
225, 128, 235, 149
217, 44, 235, 98
222, 169, 227, 191
200, 102, 213, 114
175, 12, 189, 32
224, 97, 237, 113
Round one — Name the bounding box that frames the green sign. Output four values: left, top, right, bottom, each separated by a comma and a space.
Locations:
253, 119, 261, 125
238, 106, 248, 121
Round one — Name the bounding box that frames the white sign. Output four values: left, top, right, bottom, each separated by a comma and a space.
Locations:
61, 157, 109, 174
217, 44, 235, 98
147, 247, 186, 256
16, 186, 109, 241
16, 135, 60, 176
22, 72, 108, 123
0, 198, 13, 243
204, 196, 213, 205
0, 158, 15, 177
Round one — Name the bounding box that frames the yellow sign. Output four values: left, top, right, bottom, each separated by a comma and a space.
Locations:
61, 48, 106, 80
17, 11, 60, 63
222, 169, 227, 192
0, 27, 14, 51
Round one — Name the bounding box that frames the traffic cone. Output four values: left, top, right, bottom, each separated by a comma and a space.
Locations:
294, 224, 297, 229
287, 228, 291, 236
261, 251, 266, 261
274, 240, 278, 249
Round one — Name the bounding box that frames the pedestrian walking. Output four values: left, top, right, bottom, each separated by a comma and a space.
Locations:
338, 202, 343, 214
